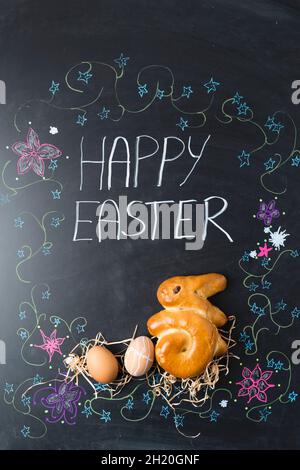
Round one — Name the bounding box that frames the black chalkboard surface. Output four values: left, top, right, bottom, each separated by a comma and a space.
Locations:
1, 0, 300, 450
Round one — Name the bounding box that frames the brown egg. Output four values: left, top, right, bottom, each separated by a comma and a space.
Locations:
124, 336, 155, 376
86, 345, 119, 383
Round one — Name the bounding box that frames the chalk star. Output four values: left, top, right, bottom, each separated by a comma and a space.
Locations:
259, 407, 271, 422
250, 302, 259, 314
275, 299, 287, 311
261, 257, 270, 268
76, 324, 85, 334
125, 398, 134, 410
114, 53, 130, 69
291, 155, 300, 167
239, 331, 249, 342
257, 243, 273, 257
203, 77, 220, 93
176, 117, 188, 131
97, 106, 110, 120
173, 414, 184, 427
48, 159, 58, 171
249, 250, 257, 258
0, 193, 10, 205
290, 250, 299, 258
51, 189, 61, 199
100, 410, 111, 423
274, 361, 284, 370
4, 383, 14, 394
42, 245, 51, 256
232, 92, 243, 105
272, 122, 284, 133
245, 339, 254, 351
142, 391, 152, 405
52, 317, 61, 327
242, 251, 250, 262
267, 358, 275, 368
238, 150, 251, 168
138, 83, 148, 97
288, 391, 298, 402
14, 217, 24, 228
210, 410, 220, 422
21, 395, 31, 407
265, 116, 276, 130
19, 310, 26, 320
77, 70, 93, 84
17, 249, 25, 258
20, 425, 30, 438
181, 85, 193, 98
34, 328, 65, 362
51, 217, 61, 228
261, 280, 272, 289
219, 399, 228, 408
291, 307, 300, 319
237, 102, 250, 115
160, 405, 170, 419
248, 282, 259, 292
264, 157, 276, 171
76, 114, 87, 126
49, 81, 59, 95
81, 404, 93, 418
18, 330, 28, 341
94, 383, 108, 392
156, 89, 165, 100
42, 290, 51, 300
33, 373, 43, 385
49, 126, 58, 135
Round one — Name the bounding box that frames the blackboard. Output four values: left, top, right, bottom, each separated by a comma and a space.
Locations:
1, 0, 300, 450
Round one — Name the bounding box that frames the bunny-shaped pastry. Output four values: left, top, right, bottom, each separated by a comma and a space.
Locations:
147, 274, 228, 379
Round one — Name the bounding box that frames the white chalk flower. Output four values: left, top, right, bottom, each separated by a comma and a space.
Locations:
219, 399, 228, 408
49, 126, 58, 135
268, 226, 289, 251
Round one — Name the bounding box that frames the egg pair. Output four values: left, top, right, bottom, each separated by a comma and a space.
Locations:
86, 336, 155, 383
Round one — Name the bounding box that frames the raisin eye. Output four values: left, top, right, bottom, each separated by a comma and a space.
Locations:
173, 285, 181, 294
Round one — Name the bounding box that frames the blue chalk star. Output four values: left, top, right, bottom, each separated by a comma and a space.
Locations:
239, 331, 249, 342
33, 374, 43, 385
94, 383, 108, 392
77, 71, 93, 84
291, 155, 300, 167
18, 329, 29, 341
238, 150, 251, 168
17, 249, 25, 258
176, 117, 188, 131
52, 317, 61, 327
275, 299, 287, 311
288, 391, 298, 402
4, 383, 14, 394
51, 189, 61, 200
290, 250, 299, 258
203, 77, 220, 93
14, 217, 24, 228
267, 358, 275, 368
241, 251, 250, 262
245, 339, 254, 351
76, 114, 87, 126
232, 92, 243, 105
259, 407, 271, 422
210, 410, 220, 422
181, 85, 193, 99
274, 361, 284, 371
97, 106, 110, 120
82, 404, 93, 418
51, 217, 61, 228
48, 160, 58, 171
248, 282, 259, 293
20, 425, 30, 438
272, 122, 284, 133
237, 102, 250, 115
19, 310, 26, 320
42, 290, 51, 300
261, 280, 272, 289
142, 391, 152, 405
42, 245, 51, 256
264, 157, 276, 171
160, 405, 170, 419
100, 410, 111, 423
76, 324, 85, 334
114, 53, 130, 69
125, 398, 134, 410
21, 395, 31, 407
173, 414, 184, 428
138, 83, 148, 98
291, 307, 300, 319
261, 257, 270, 268
265, 116, 276, 130
0, 193, 10, 205
49, 81, 59, 95
156, 89, 165, 100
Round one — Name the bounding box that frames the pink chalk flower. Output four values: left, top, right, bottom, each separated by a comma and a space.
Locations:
12, 128, 62, 177
236, 364, 275, 403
